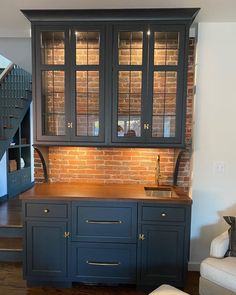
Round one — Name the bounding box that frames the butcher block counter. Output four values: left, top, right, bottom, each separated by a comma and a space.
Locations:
20, 182, 192, 204
21, 182, 192, 290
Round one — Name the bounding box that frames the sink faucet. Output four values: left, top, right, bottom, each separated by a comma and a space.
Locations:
155, 155, 161, 186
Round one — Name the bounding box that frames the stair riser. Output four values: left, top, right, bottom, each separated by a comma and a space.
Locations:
0, 250, 22, 262
0, 227, 23, 237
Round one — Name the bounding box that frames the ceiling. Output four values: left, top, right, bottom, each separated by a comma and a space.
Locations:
1, 0, 236, 37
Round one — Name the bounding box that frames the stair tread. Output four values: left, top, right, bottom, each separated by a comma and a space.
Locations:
0, 238, 22, 251
0, 198, 22, 227
0, 214, 22, 227
0, 224, 23, 228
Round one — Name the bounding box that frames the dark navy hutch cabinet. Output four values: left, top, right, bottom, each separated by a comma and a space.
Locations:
21, 8, 197, 290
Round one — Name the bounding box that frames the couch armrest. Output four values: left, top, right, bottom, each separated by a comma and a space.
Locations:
210, 230, 229, 258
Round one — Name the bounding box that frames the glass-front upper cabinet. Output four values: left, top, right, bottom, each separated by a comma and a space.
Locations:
70, 27, 105, 142
147, 26, 185, 145
35, 26, 105, 143
112, 26, 148, 143
36, 27, 70, 142
112, 25, 186, 146
26, 9, 199, 146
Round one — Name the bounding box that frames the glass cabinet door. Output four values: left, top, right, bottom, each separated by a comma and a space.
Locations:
112, 26, 147, 142
71, 28, 105, 142
36, 28, 70, 141
41, 70, 66, 136
112, 25, 185, 145
41, 31, 65, 65
147, 26, 185, 144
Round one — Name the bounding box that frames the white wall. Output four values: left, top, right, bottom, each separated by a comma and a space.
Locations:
0, 38, 31, 72
190, 22, 236, 269
0, 153, 7, 197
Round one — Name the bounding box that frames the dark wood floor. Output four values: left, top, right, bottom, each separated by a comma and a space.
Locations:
0, 197, 200, 294
0, 263, 199, 295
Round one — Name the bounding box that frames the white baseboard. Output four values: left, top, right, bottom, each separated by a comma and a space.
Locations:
188, 261, 200, 271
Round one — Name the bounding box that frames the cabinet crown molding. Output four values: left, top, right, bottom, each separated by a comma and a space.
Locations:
21, 8, 200, 24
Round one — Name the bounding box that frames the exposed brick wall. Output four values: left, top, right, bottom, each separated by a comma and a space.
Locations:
48, 147, 175, 185
35, 38, 196, 192
176, 38, 196, 190
34, 151, 45, 183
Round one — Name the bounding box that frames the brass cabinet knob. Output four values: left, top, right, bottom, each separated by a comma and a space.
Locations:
44, 208, 49, 213
144, 123, 150, 130
139, 233, 145, 241
64, 232, 70, 238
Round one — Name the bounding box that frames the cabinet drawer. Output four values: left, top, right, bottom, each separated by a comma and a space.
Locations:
70, 242, 136, 283
25, 202, 68, 218
142, 205, 185, 222
72, 201, 137, 242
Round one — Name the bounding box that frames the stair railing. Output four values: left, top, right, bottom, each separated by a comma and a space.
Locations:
0, 62, 14, 83
0, 63, 32, 160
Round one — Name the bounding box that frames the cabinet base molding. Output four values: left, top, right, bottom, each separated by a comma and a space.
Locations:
26, 280, 72, 288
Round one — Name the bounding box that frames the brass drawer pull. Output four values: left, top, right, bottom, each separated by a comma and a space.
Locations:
86, 261, 120, 266
85, 220, 122, 224
44, 208, 50, 213
161, 213, 167, 217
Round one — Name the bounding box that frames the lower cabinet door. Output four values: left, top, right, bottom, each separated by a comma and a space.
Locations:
139, 224, 185, 288
25, 220, 68, 279
70, 242, 137, 284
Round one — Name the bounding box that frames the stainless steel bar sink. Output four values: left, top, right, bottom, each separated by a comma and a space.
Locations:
144, 186, 173, 198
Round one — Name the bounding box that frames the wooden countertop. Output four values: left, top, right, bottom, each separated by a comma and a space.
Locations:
20, 183, 192, 204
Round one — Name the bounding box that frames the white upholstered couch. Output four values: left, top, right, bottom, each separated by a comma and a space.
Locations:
199, 230, 236, 295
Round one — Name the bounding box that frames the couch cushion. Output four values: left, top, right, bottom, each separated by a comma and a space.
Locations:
200, 257, 236, 292
224, 216, 236, 257
210, 230, 229, 258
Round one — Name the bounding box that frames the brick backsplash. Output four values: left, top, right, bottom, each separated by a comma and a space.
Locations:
34, 38, 195, 192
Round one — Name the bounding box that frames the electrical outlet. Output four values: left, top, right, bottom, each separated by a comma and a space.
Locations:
213, 161, 225, 174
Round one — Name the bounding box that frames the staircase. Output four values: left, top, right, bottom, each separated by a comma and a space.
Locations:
0, 197, 23, 262
0, 63, 32, 261
0, 63, 32, 161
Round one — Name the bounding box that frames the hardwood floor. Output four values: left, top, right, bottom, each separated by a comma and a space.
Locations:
0, 262, 199, 295
0, 198, 200, 294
